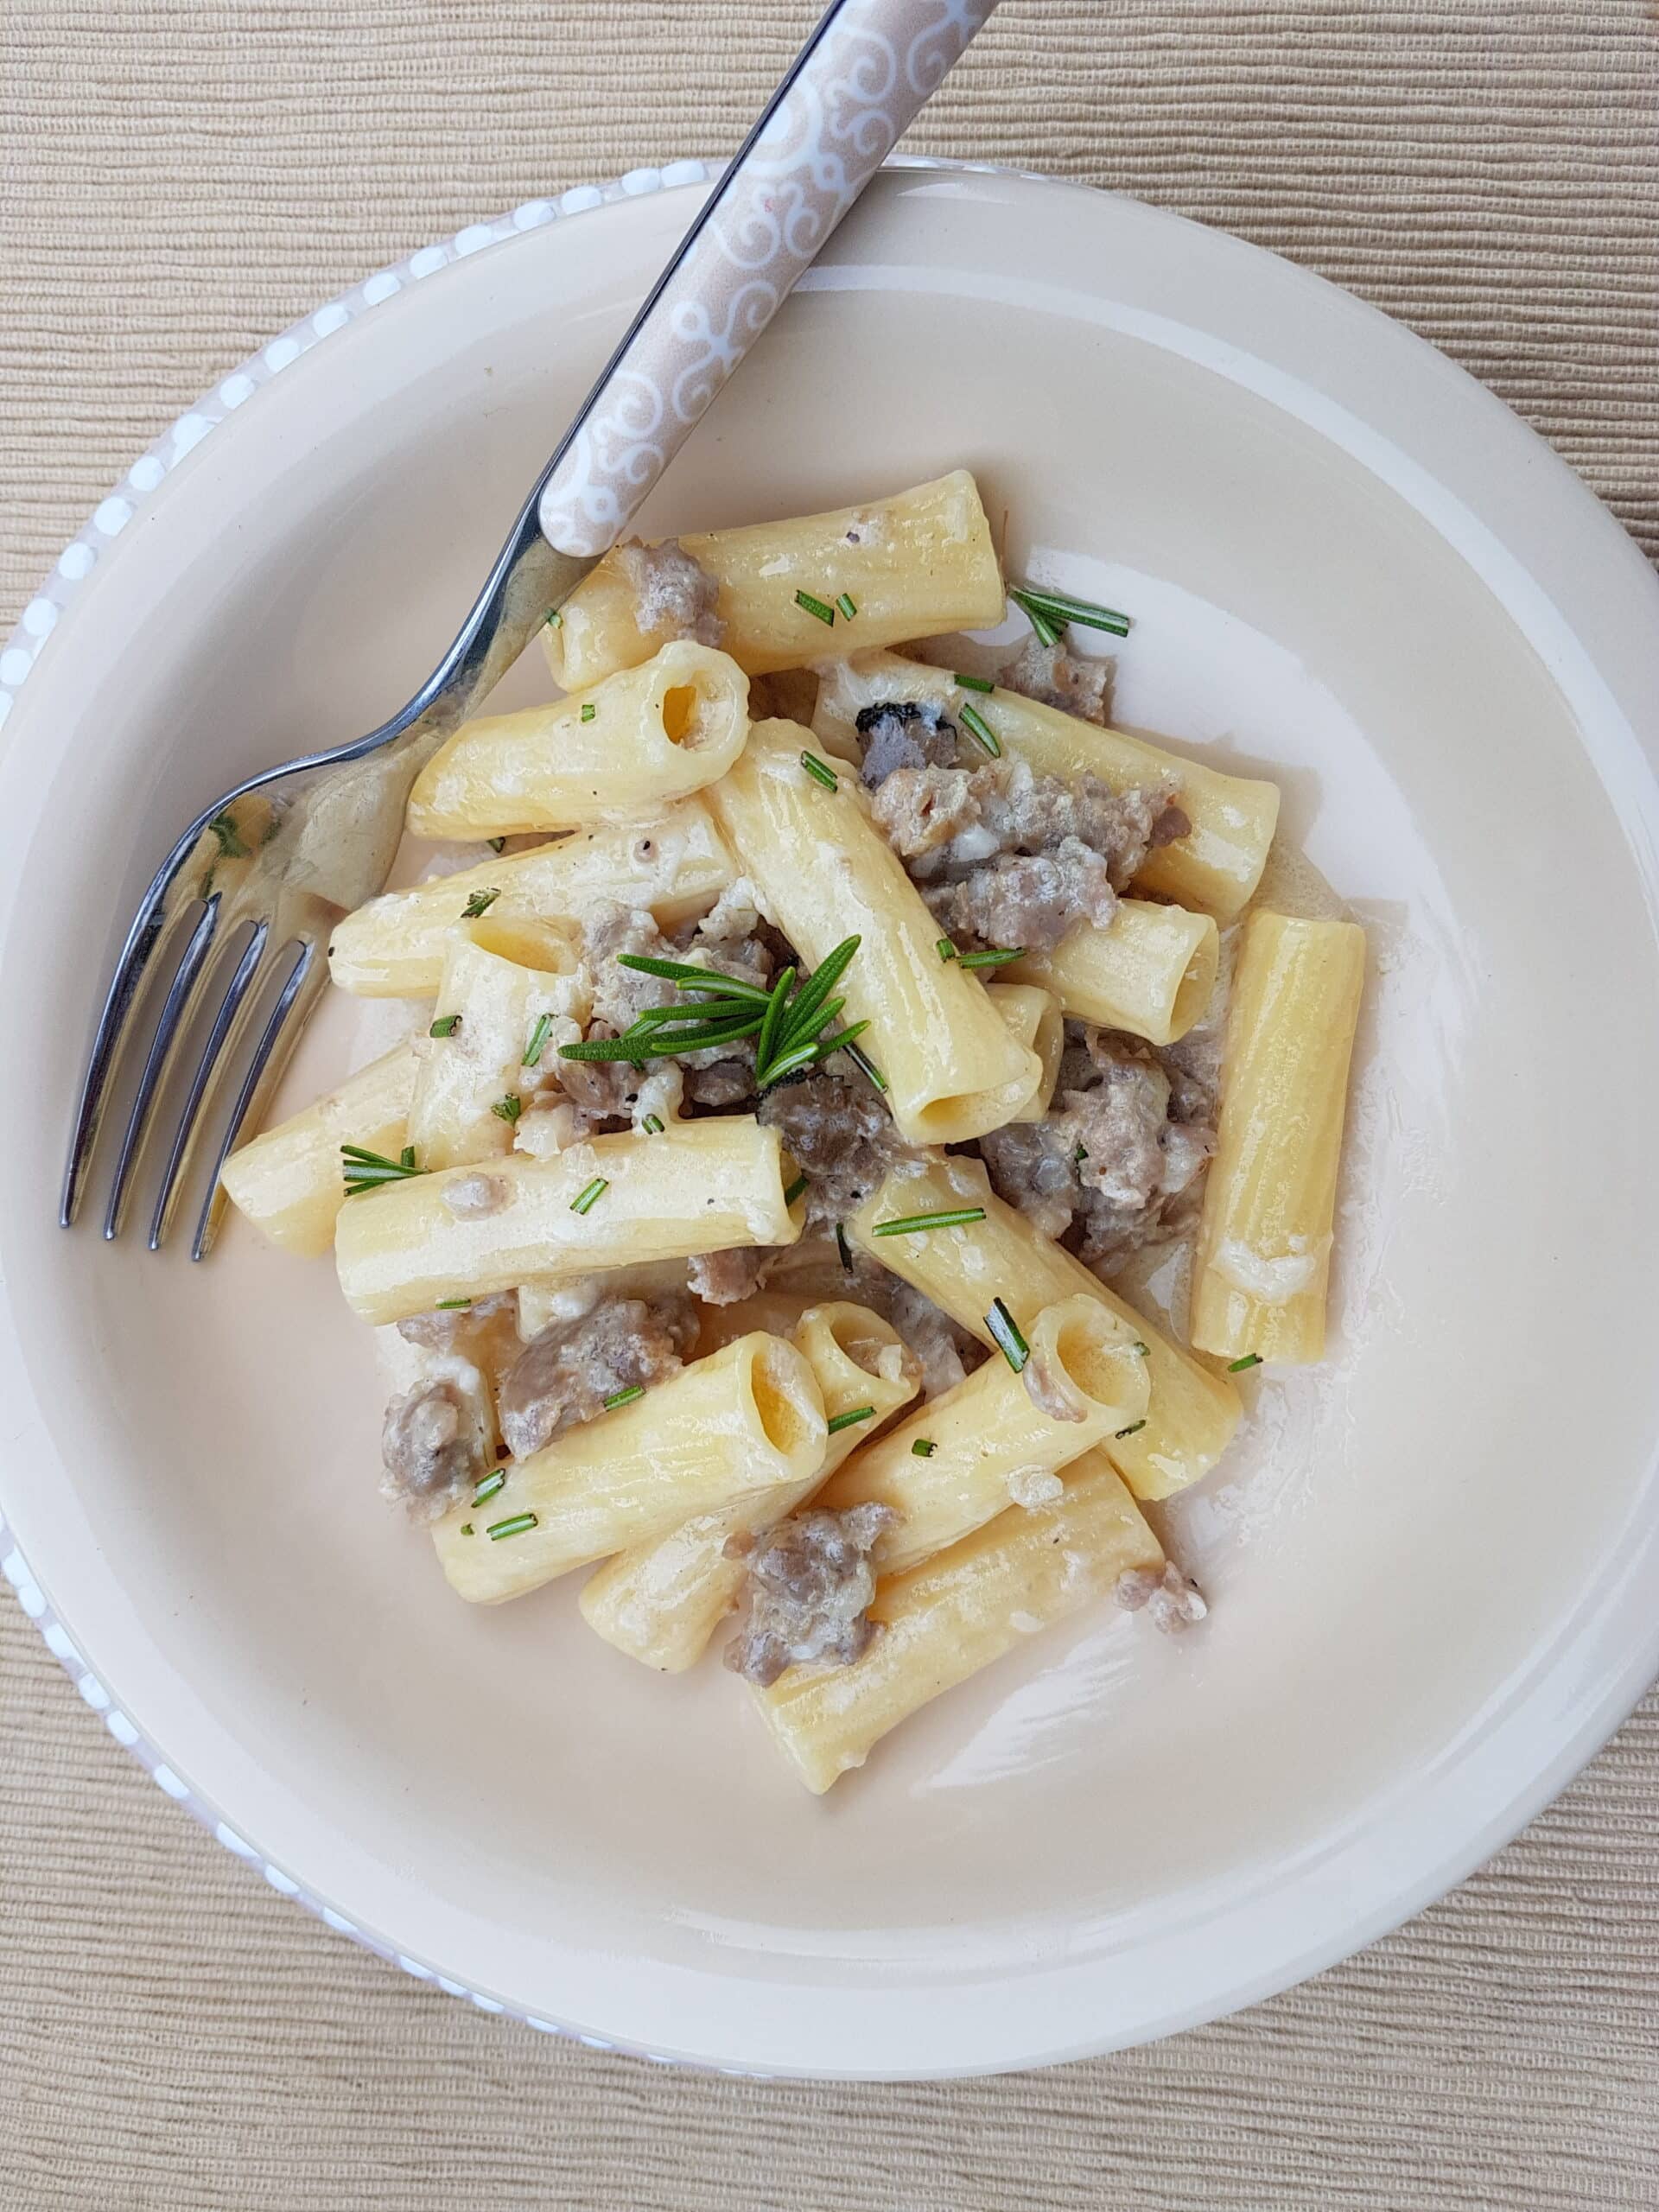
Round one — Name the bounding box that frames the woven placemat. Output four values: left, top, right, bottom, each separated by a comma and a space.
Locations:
3, 5, 1656, 2205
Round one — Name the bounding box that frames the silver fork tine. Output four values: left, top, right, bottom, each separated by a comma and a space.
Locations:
190, 940, 325, 1262
145, 919, 270, 1251
100, 894, 223, 1241
60, 846, 206, 1230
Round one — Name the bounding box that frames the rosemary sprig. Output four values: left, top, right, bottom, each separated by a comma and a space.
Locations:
958, 702, 1002, 759
953, 671, 994, 694
340, 1143, 424, 1197
957, 946, 1024, 970
1008, 588, 1062, 648
558, 936, 867, 1091
1010, 581, 1132, 640
826, 1405, 875, 1435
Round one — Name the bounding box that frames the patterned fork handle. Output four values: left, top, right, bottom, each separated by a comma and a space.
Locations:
537, 0, 1000, 558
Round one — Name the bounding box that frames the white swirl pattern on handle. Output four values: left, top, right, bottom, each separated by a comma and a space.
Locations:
537, 0, 998, 556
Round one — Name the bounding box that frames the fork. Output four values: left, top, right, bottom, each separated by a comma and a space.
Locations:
60, 0, 1000, 1259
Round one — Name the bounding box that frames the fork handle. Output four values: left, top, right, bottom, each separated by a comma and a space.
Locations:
537, 0, 1000, 558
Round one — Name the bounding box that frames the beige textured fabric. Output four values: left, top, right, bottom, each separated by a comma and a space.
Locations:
3, 3, 1656, 2204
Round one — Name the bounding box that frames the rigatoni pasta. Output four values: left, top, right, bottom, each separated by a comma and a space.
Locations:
1190, 911, 1365, 1363
545, 472, 1003, 690
985, 982, 1063, 1120
1007, 899, 1218, 1047
709, 720, 1045, 1144
219, 1040, 418, 1256
752, 1453, 1165, 1794
407, 641, 751, 839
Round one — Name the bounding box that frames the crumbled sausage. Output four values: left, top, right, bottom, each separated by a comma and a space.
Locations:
758, 1071, 916, 1228
723, 1503, 899, 1686
687, 1245, 781, 1306
1116, 1560, 1208, 1634
925, 840, 1119, 955
870, 766, 981, 858
443, 1172, 509, 1219
397, 1291, 522, 1380
497, 1291, 698, 1459
997, 636, 1114, 725
616, 537, 724, 648
855, 699, 961, 785
380, 1379, 492, 1522
978, 1026, 1217, 1268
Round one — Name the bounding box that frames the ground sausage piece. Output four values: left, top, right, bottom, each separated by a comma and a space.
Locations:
925, 839, 1118, 953
997, 637, 1115, 726
380, 1380, 491, 1523
969, 761, 1177, 893
977, 1119, 1080, 1242
870, 766, 982, 860
687, 1246, 781, 1306
582, 905, 681, 1033
724, 1503, 899, 1687
553, 1027, 641, 1128
758, 1071, 916, 1228
855, 699, 960, 786
497, 1292, 698, 1459
397, 1292, 522, 1380
616, 537, 724, 648
1116, 1560, 1208, 1634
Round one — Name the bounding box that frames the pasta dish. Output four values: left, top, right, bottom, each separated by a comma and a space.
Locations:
219, 470, 1365, 1793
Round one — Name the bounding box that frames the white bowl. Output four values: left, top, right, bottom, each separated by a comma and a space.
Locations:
3, 164, 1658, 2080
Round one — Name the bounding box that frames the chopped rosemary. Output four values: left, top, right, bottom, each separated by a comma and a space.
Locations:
603, 1385, 645, 1411
784, 1173, 809, 1206
473, 1470, 506, 1505
580, 702, 596, 722
957, 946, 1024, 970
936, 938, 958, 963
986, 1296, 1030, 1373
836, 1222, 854, 1272
543, 607, 562, 627
911, 1438, 938, 1459
1228, 1353, 1262, 1372
641, 1113, 664, 1135
846, 1041, 887, 1093
429, 1014, 461, 1038
835, 592, 857, 620
1011, 579, 1132, 639
1115, 1419, 1147, 1440
461, 887, 499, 918
435, 1296, 472, 1310
795, 588, 836, 626
953, 671, 994, 694
1074, 1143, 1087, 1162
461, 1522, 474, 1536
207, 810, 250, 859
492, 1093, 523, 1124
570, 1176, 608, 1215
486, 1511, 538, 1541
826, 1405, 876, 1435
958, 702, 1002, 759
340, 1142, 424, 1197
1132, 1341, 1149, 1357
799, 748, 839, 791
872, 1206, 986, 1238
522, 1013, 554, 1068
486, 836, 506, 854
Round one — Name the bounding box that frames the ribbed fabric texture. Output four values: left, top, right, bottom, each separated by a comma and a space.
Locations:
2, 4, 1656, 2206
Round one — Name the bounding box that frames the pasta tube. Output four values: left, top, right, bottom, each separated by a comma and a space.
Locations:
327, 796, 735, 996
985, 982, 1062, 1121
814, 652, 1281, 920
849, 1153, 1239, 1500
580, 1302, 918, 1672
816, 1294, 1149, 1574
407, 642, 751, 839
545, 472, 1003, 690
709, 721, 1044, 1144
753, 1452, 1164, 1794
335, 1118, 798, 1324
219, 1040, 418, 1257
1007, 899, 1218, 1047
1190, 911, 1365, 1363
432, 1332, 826, 1602
405, 920, 590, 1171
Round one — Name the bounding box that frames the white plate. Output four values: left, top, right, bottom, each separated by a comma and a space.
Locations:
3, 165, 1658, 2080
